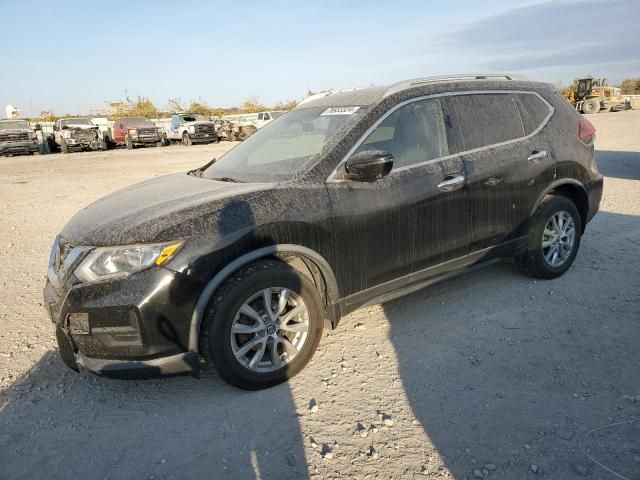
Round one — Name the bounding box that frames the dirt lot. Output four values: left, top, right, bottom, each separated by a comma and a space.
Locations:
0, 112, 639, 480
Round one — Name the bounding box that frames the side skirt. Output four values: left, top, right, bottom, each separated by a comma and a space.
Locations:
337, 238, 523, 318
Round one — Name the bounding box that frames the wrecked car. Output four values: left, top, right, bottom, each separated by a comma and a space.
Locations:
52, 118, 109, 153
0, 119, 40, 156
45, 74, 603, 389
164, 113, 218, 146
113, 117, 164, 149
215, 119, 257, 141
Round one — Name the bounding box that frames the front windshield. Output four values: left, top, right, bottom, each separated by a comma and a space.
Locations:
60, 118, 94, 127
181, 114, 207, 122
127, 117, 155, 126
203, 106, 367, 182
0, 120, 29, 130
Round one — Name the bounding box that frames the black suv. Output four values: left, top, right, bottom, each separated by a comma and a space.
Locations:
44, 75, 603, 389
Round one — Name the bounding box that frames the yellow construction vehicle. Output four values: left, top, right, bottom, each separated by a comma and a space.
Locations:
563, 77, 630, 114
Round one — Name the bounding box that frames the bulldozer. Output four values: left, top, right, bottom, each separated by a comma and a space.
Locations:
563, 77, 630, 114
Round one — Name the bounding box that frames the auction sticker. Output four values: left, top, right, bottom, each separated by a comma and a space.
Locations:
320, 106, 361, 116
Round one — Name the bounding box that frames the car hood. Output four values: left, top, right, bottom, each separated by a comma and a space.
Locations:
0, 128, 30, 134
186, 121, 215, 126
63, 124, 98, 130
61, 173, 276, 246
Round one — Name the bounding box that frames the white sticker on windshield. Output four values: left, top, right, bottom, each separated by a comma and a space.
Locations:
320, 106, 361, 116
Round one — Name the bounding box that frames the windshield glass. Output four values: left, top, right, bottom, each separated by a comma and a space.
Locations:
203, 106, 367, 182
181, 114, 207, 122
126, 117, 155, 126
60, 119, 94, 127
0, 120, 29, 130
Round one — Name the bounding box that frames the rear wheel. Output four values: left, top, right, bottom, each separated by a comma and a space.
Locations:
582, 98, 600, 114
201, 260, 324, 390
516, 195, 582, 279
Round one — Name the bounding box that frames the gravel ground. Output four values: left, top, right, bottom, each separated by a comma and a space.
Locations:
0, 112, 639, 480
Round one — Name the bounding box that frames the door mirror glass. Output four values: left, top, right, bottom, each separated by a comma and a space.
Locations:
34, 123, 42, 131
345, 150, 393, 182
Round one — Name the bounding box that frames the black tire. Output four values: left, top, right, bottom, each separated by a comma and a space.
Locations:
515, 195, 582, 279
125, 136, 133, 150
60, 139, 69, 154
201, 260, 324, 390
582, 98, 600, 114
182, 132, 192, 146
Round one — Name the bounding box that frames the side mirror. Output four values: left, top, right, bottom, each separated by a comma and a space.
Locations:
344, 150, 393, 182
34, 123, 42, 131
53, 125, 59, 131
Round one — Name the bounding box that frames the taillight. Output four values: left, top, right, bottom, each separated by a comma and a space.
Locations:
578, 117, 596, 144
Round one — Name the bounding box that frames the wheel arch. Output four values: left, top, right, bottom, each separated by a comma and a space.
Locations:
188, 244, 340, 352
531, 179, 589, 232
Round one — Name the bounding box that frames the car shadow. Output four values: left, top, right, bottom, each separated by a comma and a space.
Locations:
595, 150, 640, 180
381, 210, 640, 479
0, 351, 309, 480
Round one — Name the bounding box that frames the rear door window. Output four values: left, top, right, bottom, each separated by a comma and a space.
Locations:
355, 97, 450, 170
513, 93, 551, 135
450, 93, 524, 151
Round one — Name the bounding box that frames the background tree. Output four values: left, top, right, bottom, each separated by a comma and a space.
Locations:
620, 78, 640, 95
39, 110, 57, 122
167, 98, 185, 113
242, 96, 267, 113
188, 100, 215, 117
273, 99, 298, 111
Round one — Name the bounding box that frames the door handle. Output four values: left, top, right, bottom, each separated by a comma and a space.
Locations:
437, 174, 465, 192
528, 150, 547, 163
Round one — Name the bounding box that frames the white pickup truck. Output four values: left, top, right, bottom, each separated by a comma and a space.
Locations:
52, 118, 112, 153
164, 113, 218, 146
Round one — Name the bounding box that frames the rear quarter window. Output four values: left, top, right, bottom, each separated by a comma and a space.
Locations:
514, 93, 551, 135
451, 93, 524, 151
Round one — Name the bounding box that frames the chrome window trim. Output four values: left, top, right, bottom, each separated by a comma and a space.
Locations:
326, 90, 554, 183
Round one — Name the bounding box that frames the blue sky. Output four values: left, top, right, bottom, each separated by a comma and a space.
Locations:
1, 0, 638, 117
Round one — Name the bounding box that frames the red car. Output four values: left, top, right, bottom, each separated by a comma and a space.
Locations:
113, 117, 164, 149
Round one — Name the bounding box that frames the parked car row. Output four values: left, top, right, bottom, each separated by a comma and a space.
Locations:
1, 111, 266, 157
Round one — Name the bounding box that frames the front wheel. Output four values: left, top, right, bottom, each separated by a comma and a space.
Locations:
516, 195, 582, 279
201, 260, 324, 390
125, 136, 133, 150
60, 139, 69, 154
182, 132, 192, 146
582, 98, 600, 114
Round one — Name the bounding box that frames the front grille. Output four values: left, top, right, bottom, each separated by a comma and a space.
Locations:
138, 127, 159, 140
0, 132, 29, 142
71, 129, 98, 141
195, 124, 215, 135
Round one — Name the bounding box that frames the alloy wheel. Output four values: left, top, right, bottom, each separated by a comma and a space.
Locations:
230, 287, 309, 373
542, 211, 576, 267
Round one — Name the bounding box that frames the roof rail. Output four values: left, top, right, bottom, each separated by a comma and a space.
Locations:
383, 73, 528, 97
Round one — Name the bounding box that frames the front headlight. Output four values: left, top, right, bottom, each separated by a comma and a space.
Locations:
187, 125, 195, 133
128, 128, 138, 137
74, 241, 182, 283
62, 130, 72, 138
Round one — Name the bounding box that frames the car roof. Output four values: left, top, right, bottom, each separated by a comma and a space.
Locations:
295, 74, 549, 109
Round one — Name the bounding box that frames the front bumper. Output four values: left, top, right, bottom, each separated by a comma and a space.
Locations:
45, 265, 206, 379
586, 175, 604, 224
0, 140, 38, 155
188, 133, 217, 143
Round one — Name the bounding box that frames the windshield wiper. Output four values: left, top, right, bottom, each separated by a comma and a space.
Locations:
187, 157, 217, 178
210, 176, 245, 183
